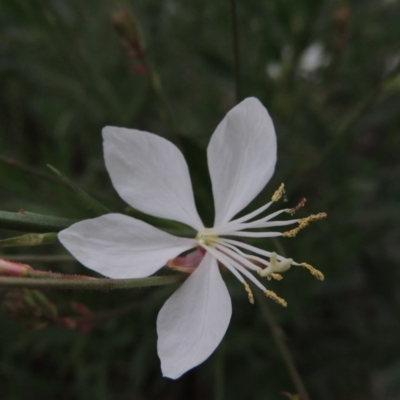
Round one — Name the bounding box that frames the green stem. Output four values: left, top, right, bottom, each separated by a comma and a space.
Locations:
0, 274, 184, 290
2, 255, 74, 262
0, 232, 58, 247
214, 345, 225, 400
229, 0, 241, 103
0, 156, 108, 205
256, 292, 310, 400
0, 156, 60, 185
143, 55, 173, 127
27, 270, 95, 280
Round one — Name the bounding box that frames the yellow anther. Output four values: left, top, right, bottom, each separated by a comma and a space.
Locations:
244, 282, 255, 304
301, 262, 324, 281
270, 273, 283, 281
264, 290, 287, 307
282, 226, 302, 238
286, 197, 307, 215
271, 183, 285, 202
282, 212, 327, 237
303, 212, 327, 223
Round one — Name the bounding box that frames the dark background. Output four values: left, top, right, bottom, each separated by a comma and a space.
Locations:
1, 0, 400, 399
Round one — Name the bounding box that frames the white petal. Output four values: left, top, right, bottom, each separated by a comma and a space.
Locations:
157, 252, 231, 379
103, 127, 203, 230
207, 98, 277, 226
58, 214, 196, 279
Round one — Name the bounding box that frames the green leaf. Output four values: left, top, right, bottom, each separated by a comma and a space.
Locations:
0, 210, 77, 233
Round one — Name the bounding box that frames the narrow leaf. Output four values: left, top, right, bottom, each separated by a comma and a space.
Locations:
47, 164, 110, 216
0, 210, 77, 233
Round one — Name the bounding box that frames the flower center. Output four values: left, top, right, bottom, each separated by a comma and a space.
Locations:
195, 229, 218, 247
191, 184, 326, 308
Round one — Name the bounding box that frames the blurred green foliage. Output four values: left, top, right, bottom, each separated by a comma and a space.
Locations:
1, 0, 400, 398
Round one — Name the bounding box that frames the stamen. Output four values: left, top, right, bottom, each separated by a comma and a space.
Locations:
282, 212, 327, 237
212, 209, 294, 235
301, 262, 324, 281
219, 239, 287, 262
205, 246, 245, 284
243, 219, 300, 229
215, 239, 270, 271
216, 219, 299, 235
222, 231, 282, 238
286, 198, 307, 215
244, 282, 255, 304
215, 244, 261, 271
208, 246, 281, 306
264, 290, 287, 307
216, 201, 274, 231
259, 208, 292, 223
211, 247, 268, 292
271, 183, 285, 202
220, 183, 287, 232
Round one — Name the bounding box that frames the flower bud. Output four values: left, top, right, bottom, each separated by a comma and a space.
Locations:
166, 248, 206, 273
0, 258, 32, 277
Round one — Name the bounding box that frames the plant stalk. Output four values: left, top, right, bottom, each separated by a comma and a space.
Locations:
229, 0, 241, 103
257, 292, 310, 400
0, 274, 184, 290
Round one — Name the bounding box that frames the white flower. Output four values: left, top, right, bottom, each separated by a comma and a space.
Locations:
58, 97, 325, 379
299, 43, 331, 73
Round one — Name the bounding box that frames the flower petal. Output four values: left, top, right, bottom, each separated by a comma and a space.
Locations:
103, 127, 203, 230
207, 97, 277, 226
157, 252, 231, 379
58, 214, 196, 279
